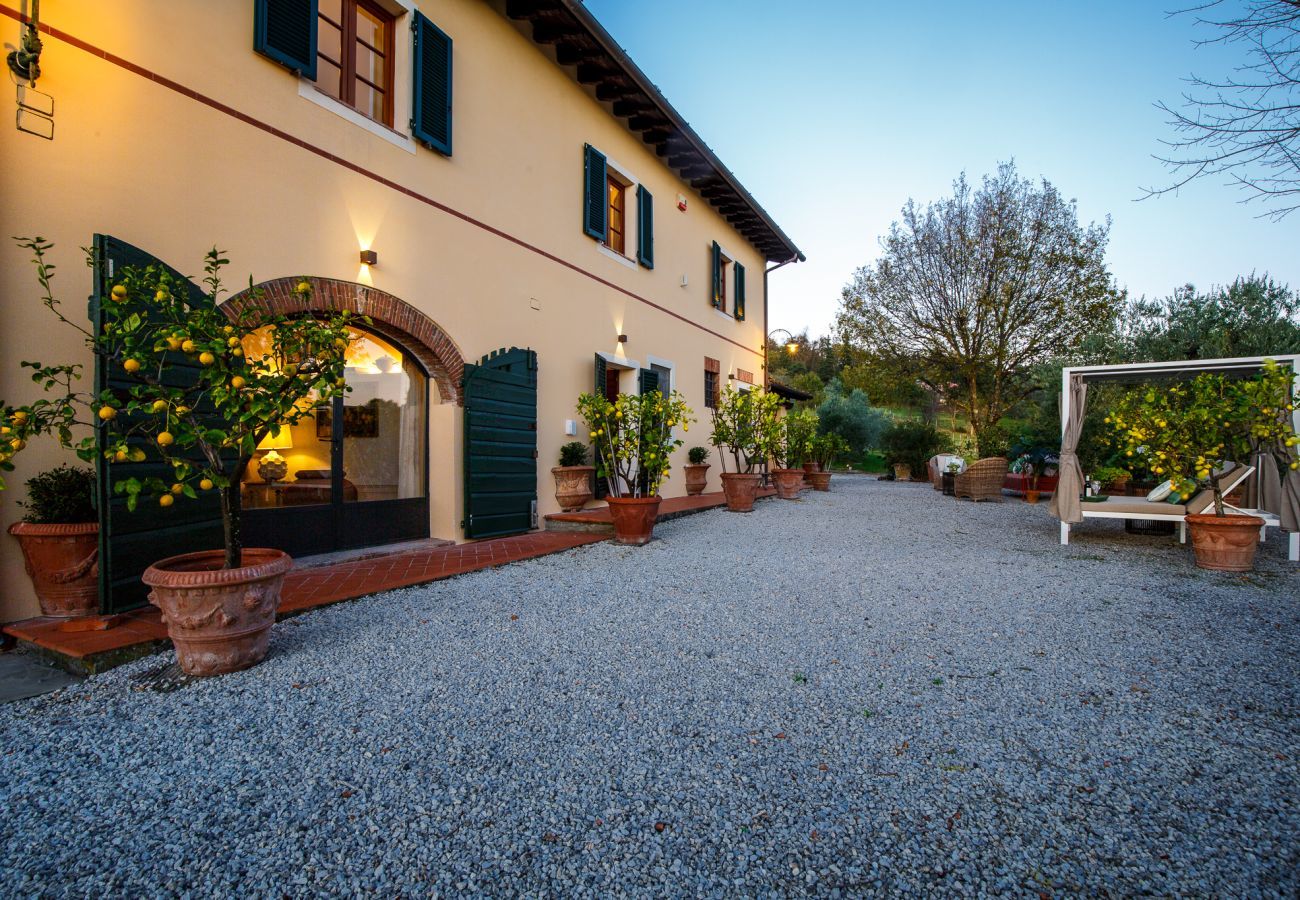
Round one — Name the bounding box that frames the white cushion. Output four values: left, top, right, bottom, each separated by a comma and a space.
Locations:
1146, 480, 1173, 502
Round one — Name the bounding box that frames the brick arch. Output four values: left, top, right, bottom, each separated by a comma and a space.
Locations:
223, 277, 465, 405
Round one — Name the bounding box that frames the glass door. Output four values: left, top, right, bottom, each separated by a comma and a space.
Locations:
242, 327, 429, 557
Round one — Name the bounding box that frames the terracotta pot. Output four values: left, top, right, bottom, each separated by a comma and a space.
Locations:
1185, 513, 1265, 572
807, 471, 832, 492
683, 463, 710, 496
1025, 489, 1041, 504
8, 521, 99, 618
772, 468, 804, 500
802, 462, 820, 474
721, 473, 762, 512
143, 548, 293, 676
606, 495, 661, 546
552, 465, 595, 512
892, 464, 912, 481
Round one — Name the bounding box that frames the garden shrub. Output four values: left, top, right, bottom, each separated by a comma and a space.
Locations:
880, 420, 951, 474
816, 379, 891, 454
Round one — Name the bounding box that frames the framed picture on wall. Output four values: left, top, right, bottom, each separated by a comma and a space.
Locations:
316, 400, 380, 439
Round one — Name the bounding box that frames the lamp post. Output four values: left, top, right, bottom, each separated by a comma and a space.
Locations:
765, 329, 799, 386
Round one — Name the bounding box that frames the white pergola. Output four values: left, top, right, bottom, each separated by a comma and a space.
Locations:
1055, 354, 1300, 561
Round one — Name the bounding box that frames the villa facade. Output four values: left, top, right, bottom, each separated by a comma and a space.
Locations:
0, 0, 802, 622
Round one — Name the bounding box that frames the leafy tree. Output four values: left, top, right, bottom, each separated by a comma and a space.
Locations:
816, 379, 891, 454
836, 161, 1123, 450
1150, 1, 1300, 218
1120, 275, 1300, 360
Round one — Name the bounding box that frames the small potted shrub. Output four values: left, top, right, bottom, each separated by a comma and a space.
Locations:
578, 388, 692, 545
1093, 465, 1130, 495
552, 441, 594, 512
6, 238, 354, 674
807, 433, 847, 491
8, 466, 98, 617
684, 446, 711, 496
1019, 448, 1053, 504
709, 386, 781, 512
1110, 362, 1299, 571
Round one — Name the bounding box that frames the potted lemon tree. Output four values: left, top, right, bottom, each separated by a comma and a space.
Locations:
1110, 361, 1299, 571
807, 433, 847, 491
709, 386, 781, 512
577, 388, 692, 545
4, 238, 356, 674
772, 407, 818, 499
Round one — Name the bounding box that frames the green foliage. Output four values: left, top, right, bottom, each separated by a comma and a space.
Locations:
975, 422, 1011, 459
880, 420, 951, 474
776, 408, 819, 469
811, 432, 850, 469
708, 386, 782, 474
1108, 361, 1299, 515
558, 441, 589, 468
1093, 465, 1131, 485
815, 379, 891, 454
577, 389, 693, 498
1121, 277, 1300, 362
5, 237, 358, 568
18, 465, 96, 524
687, 445, 710, 465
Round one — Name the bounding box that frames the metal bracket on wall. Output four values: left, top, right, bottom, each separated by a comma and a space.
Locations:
15, 81, 53, 140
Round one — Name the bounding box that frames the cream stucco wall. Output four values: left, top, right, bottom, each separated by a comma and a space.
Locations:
0, 0, 786, 622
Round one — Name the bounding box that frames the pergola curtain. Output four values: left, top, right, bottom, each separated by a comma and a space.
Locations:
1049, 374, 1087, 524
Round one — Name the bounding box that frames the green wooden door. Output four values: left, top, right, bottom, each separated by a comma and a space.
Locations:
462, 347, 537, 538
90, 235, 227, 613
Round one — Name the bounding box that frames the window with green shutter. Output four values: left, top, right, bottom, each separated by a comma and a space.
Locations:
636, 185, 654, 269
411, 11, 453, 156
583, 145, 608, 241
734, 262, 746, 321
254, 0, 319, 78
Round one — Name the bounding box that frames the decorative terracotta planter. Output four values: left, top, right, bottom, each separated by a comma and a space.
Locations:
1185, 513, 1265, 572
683, 463, 710, 496
892, 464, 912, 481
807, 471, 832, 492
1025, 489, 1041, 504
605, 495, 661, 546
721, 473, 762, 512
143, 548, 293, 676
552, 465, 595, 512
802, 462, 820, 474
772, 468, 804, 500
8, 522, 99, 618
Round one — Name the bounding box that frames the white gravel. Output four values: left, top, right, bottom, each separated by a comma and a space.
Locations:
2, 474, 1298, 897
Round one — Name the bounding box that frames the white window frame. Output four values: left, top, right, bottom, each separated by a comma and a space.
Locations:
596, 154, 643, 267
646, 355, 675, 394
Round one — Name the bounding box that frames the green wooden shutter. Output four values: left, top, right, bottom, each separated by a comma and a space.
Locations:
710, 241, 722, 309
638, 368, 660, 395
411, 11, 453, 156
462, 348, 538, 538
636, 185, 654, 269
734, 262, 746, 321
583, 145, 607, 241
254, 0, 318, 79
91, 236, 230, 614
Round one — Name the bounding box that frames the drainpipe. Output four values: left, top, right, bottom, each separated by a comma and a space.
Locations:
763, 254, 801, 387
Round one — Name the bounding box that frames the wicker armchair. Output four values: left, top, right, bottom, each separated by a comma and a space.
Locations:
927, 455, 944, 490
954, 457, 1008, 502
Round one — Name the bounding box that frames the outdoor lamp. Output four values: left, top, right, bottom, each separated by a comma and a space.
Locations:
359, 249, 378, 266
255, 430, 293, 483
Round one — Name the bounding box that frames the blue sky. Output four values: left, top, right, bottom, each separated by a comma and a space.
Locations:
584, 0, 1299, 338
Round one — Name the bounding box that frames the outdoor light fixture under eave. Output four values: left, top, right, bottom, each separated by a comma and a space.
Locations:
617, 334, 628, 343
359, 249, 378, 266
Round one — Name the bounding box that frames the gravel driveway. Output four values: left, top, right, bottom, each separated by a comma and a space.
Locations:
2, 475, 1297, 896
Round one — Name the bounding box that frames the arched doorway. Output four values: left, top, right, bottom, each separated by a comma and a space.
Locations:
223, 278, 464, 558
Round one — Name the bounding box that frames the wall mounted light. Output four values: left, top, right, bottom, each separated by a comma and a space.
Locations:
359, 249, 378, 266
617, 334, 628, 343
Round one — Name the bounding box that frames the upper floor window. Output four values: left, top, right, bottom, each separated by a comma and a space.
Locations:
606, 176, 627, 255
315, 0, 395, 127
